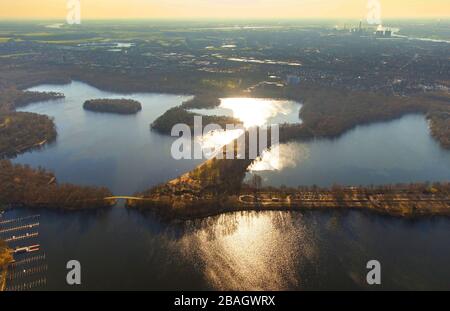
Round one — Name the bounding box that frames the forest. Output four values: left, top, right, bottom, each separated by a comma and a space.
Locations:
133, 173, 450, 220
13, 91, 64, 108
151, 106, 240, 134
0, 88, 64, 113
298, 89, 427, 137
428, 112, 450, 149
0, 87, 65, 158
0, 112, 57, 158
0, 160, 112, 210
83, 98, 142, 114
180, 94, 221, 109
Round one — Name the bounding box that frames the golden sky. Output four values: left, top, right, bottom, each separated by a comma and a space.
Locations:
1, 0, 449, 19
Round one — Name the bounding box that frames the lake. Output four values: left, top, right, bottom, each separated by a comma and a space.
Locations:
3, 207, 450, 290
14, 81, 202, 195
247, 114, 450, 187
190, 97, 302, 128
6, 81, 450, 290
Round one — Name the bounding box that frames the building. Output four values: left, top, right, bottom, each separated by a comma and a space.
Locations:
375, 26, 392, 38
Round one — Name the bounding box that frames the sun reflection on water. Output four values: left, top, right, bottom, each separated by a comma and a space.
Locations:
196, 128, 244, 158
248, 142, 310, 172
220, 97, 300, 128
178, 212, 317, 290
196, 98, 302, 157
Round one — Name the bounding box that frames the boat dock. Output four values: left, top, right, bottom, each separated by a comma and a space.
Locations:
1, 212, 47, 291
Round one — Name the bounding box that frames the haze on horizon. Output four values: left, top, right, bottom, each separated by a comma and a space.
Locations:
0, 0, 449, 20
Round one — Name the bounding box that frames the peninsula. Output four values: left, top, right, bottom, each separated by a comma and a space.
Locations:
0, 160, 112, 210
0, 112, 56, 159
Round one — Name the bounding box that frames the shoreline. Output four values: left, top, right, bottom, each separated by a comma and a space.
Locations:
130, 186, 450, 220
135, 203, 450, 222
4, 193, 450, 221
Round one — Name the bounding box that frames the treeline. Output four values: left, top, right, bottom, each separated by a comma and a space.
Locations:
428, 111, 450, 149
279, 123, 315, 142
83, 98, 142, 114
0, 112, 57, 158
0, 160, 112, 210
132, 177, 450, 220
151, 106, 240, 134
189, 157, 252, 195
241, 181, 450, 196
0, 88, 63, 158
297, 88, 427, 138
14, 91, 64, 108
0, 88, 64, 112
137, 157, 253, 200
180, 94, 221, 109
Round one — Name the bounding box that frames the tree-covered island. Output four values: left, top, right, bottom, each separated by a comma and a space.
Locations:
83, 98, 142, 114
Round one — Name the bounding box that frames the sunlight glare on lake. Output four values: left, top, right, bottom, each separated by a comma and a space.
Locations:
179, 212, 314, 290
197, 128, 244, 158
192, 98, 302, 159
248, 142, 310, 171
220, 98, 299, 128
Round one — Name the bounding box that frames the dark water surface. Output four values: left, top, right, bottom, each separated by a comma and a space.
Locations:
3, 208, 450, 290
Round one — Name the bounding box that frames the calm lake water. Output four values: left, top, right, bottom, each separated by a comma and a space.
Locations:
247, 114, 450, 187
14, 81, 201, 194
6, 81, 450, 290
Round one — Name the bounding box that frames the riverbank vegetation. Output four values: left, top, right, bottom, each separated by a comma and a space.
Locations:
131, 180, 450, 220
151, 106, 240, 134
180, 94, 221, 109
0, 160, 112, 209
0, 88, 64, 113
0, 87, 64, 158
428, 111, 450, 149
0, 112, 57, 158
83, 98, 142, 114
13, 91, 64, 108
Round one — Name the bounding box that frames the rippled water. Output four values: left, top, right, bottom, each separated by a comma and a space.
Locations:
3, 207, 450, 290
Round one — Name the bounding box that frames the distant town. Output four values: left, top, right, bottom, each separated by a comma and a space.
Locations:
0, 21, 448, 97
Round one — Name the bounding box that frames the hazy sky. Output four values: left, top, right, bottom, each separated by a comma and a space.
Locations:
1, 0, 449, 19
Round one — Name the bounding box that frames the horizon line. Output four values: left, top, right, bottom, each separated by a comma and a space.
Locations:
1, 16, 450, 21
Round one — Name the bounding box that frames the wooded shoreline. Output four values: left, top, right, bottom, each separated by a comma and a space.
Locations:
130, 183, 450, 220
